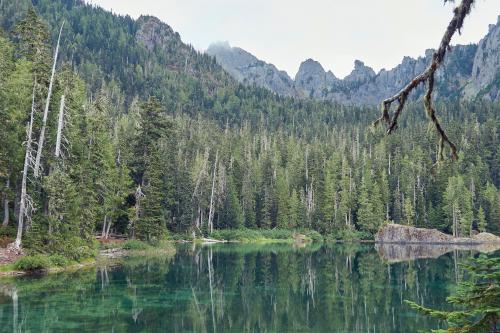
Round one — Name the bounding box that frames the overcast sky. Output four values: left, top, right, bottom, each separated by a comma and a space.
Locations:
88, 0, 499, 78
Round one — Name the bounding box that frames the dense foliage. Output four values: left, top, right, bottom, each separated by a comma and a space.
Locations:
407, 255, 499, 333
0, 2, 498, 255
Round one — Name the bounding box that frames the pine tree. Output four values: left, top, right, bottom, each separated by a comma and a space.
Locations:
288, 189, 300, 229
138, 142, 167, 241
482, 183, 500, 234
275, 168, 289, 229
443, 176, 473, 237
477, 206, 487, 233
403, 197, 415, 226
11, 7, 50, 77
357, 165, 384, 234
219, 175, 243, 229
133, 97, 175, 240
406, 255, 500, 333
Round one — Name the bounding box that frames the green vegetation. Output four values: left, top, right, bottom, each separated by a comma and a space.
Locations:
121, 240, 150, 250
13, 255, 52, 271
406, 255, 499, 333
210, 228, 322, 243
0, 1, 498, 261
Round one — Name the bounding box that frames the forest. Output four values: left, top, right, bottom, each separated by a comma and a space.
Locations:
0, 1, 499, 259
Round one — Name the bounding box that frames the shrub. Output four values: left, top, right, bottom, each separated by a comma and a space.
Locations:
122, 239, 149, 250
0, 226, 16, 238
326, 229, 371, 241
211, 228, 295, 242
49, 254, 69, 267
14, 255, 51, 271
54, 244, 97, 262
303, 230, 323, 242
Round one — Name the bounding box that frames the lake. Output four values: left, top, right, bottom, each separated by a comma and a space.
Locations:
0, 243, 486, 332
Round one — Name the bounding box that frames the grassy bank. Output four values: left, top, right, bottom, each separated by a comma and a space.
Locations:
0, 239, 176, 277
208, 228, 323, 243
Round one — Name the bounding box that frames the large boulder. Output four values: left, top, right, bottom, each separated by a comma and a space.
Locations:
376, 223, 500, 244
375, 224, 453, 243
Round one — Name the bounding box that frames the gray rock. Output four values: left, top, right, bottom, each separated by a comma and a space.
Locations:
294, 58, 339, 99
463, 15, 500, 102
375, 223, 500, 244
206, 42, 297, 96
205, 17, 500, 105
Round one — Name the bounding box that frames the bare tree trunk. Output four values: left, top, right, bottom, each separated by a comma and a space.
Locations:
106, 217, 112, 239
34, 21, 64, 177
388, 153, 391, 175
54, 95, 65, 158
2, 179, 9, 227
14, 83, 36, 249
207, 248, 216, 333
101, 215, 107, 239
12, 287, 18, 333
207, 150, 218, 235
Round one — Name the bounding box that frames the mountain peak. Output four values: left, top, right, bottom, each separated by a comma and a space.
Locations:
206, 42, 296, 96
296, 58, 326, 77
207, 41, 232, 52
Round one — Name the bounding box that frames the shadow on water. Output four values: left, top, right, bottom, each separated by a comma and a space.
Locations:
1, 243, 497, 333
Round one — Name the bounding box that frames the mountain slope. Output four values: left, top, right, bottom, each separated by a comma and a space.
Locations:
206, 42, 297, 97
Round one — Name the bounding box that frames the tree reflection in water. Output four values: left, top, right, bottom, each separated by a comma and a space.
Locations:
0, 243, 489, 333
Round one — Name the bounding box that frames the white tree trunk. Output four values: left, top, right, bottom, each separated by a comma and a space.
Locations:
207, 248, 216, 333
207, 150, 218, 235
2, 179, 9, 227
54, 94, 65, 158
34, 21, 64, 177
15, 83, 36, 249
106, 217, 112, 239
101, 215, 107, 239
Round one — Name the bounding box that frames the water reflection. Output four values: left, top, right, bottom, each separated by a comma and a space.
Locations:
0, 244, 490, 333
376, 242, 500, 263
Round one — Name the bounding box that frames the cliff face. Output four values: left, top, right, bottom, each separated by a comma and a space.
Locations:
463, 16, 500, 102
207, 16, 500, 105
206, 42, 297, 97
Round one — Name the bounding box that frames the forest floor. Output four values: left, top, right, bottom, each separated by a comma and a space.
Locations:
0, 248, 22, 265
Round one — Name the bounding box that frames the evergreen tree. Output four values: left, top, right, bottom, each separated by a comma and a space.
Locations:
407, 255, 500, 333
443, 176, 473, 237
219, 176, 243, 229
477, 206, 487, 233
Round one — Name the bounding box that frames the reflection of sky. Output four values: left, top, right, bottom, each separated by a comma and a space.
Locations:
87, 0, 498, 79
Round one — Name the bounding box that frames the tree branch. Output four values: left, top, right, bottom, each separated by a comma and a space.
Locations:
374, 0, 474, 161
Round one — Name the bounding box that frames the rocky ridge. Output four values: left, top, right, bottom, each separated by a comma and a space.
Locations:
206, 16, 500, 105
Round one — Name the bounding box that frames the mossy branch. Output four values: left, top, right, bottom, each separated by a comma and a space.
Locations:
374, 0, 475, 162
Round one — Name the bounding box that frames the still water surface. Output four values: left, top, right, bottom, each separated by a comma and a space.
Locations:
0, 243, 481, 332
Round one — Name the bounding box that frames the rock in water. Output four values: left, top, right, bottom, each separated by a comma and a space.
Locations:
375, 224, 500, 244
375, 224, 453, 243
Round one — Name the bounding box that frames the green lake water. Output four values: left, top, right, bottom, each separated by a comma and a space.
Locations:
0, 243, 487, 333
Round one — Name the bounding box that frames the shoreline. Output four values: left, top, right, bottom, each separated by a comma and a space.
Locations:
2, 232, 500, 277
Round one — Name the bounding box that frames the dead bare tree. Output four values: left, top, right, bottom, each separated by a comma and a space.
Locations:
54, 94, 65, 158
374, 0, 474, 161
2, 179, 9, 227
34, 21, 64, 177
13, 83, 37, 250
207, 150, 219, 235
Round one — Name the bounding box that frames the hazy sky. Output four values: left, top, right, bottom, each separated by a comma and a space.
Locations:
88, 0, 499, 78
